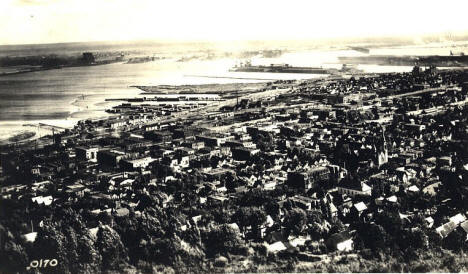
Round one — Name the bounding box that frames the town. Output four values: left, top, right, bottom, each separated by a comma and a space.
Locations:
1, 66, 468, 273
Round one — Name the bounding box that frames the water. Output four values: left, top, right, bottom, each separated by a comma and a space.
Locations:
0, 41, 467, 143
0, 57, 325, 142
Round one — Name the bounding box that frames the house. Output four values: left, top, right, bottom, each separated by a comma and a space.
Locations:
88, 227, 99, 241
190, 141, 206, 150
266, 241, 289, 253
203, 168, 235, 181
90, 208, 112, 216
375, 197, 385, 206
328, 202, 338, 218
177, 146, 195, 156
407, 185, 420, 193
114, 208, 130, 217
177, 155, 190, 168
31, 180, 52, 191
386, 195, 398, 203
219, 146, 231, 156
423, 182, 441, 196
22, 232, 38, 243
288, 235, 310, 248
65, 183, 86, 197
337, 180, 372, 197
265, 215, 275, 228
290, 195, 315, 211
449, 213, 466, 226
191, 215, 202, 224
109, 178, 134, 191
436, 221, 457, 238
120, 157, 156, 171
437, 156, 452, 167
208, 195, 229, 205
425, 217, 434, 228
394, 167, 417, 184
32, 195, 54, 206
352, 202, 368, 217
263, 181, 277, 190
326, 231, 353, 252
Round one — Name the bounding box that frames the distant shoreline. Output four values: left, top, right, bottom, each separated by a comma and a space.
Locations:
0, 60, 123, 77
0, 67, 52, 76
0, 130, 36, 145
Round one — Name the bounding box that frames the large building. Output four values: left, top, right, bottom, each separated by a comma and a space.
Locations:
97, 150, 126, 168
337, 180, 372, 197
76, 146, 99, 162
120, 157, 156, 171
287, 166, 330, 191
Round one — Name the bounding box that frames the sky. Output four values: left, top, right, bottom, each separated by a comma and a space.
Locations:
1, 0, 468, 45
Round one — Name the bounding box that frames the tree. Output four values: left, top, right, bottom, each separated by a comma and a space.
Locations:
226, 178, 239, 191
30, 222, 70, 273
238, 189, 274, 207
222, 172, 238, 190
256, 132, 275, 152
328, 218, 346, 236
444, 229, 466, 252
76, 234, 102, 273
96, 225, 128, 270
232, 207, 267, 237
308, 222, 326, 241
356, 223, 387, 252
283, 208, 307, 237
202, 224, 246, 258
408, 228, 429, 250
151, 236, 183, 265
307, 210, 323, 224
374, 211, 403, 237
265, 200, 280, 218
0, 239, 28, 274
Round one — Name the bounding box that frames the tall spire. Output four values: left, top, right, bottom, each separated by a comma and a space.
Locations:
381, 125, 386, 149
377, 124, 388, 166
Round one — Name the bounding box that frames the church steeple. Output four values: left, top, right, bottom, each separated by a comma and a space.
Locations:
376, 125, 388, 167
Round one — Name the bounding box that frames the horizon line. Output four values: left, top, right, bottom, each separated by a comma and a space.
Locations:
2, 30, 468, 48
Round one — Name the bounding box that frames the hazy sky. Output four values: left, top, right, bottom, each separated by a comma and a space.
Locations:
1, 0, 468, 45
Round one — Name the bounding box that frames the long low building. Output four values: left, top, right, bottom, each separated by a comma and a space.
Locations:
121, 157, 156, 171
151, 94, 222, 100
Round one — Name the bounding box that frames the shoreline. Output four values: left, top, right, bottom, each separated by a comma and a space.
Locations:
0, 65, 434, 147
0, 60, 124, 77
0, 80, 274, 147
0, 130, 36, 145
